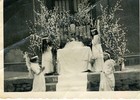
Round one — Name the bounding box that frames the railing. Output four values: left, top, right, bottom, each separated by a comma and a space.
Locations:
4, 62, 28, 72
4, 54, 140, 72
4, 62, 26, 65
124, 54, 140, 66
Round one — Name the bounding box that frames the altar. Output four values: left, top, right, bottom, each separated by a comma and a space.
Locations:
56, 44, 92, 91
57, 46, 92, 74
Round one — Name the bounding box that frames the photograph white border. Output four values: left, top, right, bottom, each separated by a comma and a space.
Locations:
0, 0, 140, 99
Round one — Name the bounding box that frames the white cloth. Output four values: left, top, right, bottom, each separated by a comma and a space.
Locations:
57, 46, 92, 74
92, 35, 104, 72
64, 41, 84, 49
42, 47, 54, 74
99, 59, 115, 91
57, 46, 92, 91
30, 63, 46, 92
56, 73, 87, 91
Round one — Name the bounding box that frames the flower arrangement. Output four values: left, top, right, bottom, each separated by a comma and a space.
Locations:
98, 0, 129, 63
27, 0, 97, 54
26, 0, 71, 56
26, 0, 129, 71
74, 0, 96, 26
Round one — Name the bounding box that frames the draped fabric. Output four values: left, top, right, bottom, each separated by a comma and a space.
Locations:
57, 43, 92, 91
99, 59, 115, 91
30, 63, 46, 92
64, 41, 84, 49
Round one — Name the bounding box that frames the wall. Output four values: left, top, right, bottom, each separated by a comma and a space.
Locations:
4, 0, 33, 48
4, 70, 140, 92
88, 70, 140, 91
4, 76, 58, 92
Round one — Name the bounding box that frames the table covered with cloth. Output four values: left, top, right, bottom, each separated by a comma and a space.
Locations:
56, 46, 92, 91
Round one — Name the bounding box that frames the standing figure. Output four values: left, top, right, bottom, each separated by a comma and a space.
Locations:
42, 38, 54, 75
23, 52, 33, 78
99, 53, 115, 91
91, 29, 104, 72
30, 56, 46, 92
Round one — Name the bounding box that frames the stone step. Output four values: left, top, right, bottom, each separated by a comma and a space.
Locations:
46, 83, 56, 91
45, 75, 58, 83
4, 69, 140, 92
46, 83, 57, 85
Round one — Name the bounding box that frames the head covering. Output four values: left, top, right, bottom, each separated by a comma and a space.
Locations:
31, 56, 38, 59
90, 28, 97, 32
30, 56, 39, 63
71, 38, 75, 41
42, 36, 49, 40
91, 28, 98, 35
104, 52, 111, 60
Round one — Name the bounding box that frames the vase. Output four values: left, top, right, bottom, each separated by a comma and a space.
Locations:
121, 61, 125, 70
114, 64, 121, 71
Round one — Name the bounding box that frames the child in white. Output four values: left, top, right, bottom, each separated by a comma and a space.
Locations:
91, 29, 104, 72
99, 53, 115, 91
30, 56, 46, 92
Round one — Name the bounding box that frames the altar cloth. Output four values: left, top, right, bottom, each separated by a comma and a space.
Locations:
56, 46, 92, 91
57, 46, 92, 74
56, 73, 87, 91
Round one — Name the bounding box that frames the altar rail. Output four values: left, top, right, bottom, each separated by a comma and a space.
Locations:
4, 70, 140, 92
124, 54, 140, 66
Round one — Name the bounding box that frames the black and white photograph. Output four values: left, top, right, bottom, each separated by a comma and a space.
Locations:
1, 0, 140, 98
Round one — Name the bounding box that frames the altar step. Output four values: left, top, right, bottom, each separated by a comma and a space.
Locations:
4, 75, 58, 92
46, 83, 57, 91
45, 76, 58, 91
45, 75, 58, 83
4, 68, 140, 92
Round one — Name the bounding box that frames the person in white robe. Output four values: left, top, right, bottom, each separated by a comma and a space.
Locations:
42, 38, 54, 75
91, 29, 104, 72
56, 37, 92, 91
99, 53, 116, 91
30, 56, 46, 92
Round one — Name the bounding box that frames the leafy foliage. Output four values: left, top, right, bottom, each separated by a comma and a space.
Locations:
26, 0, 95, 55
27, 0, 128, 63
27, 0, 71, 56
74, 0, 95, 25
99, 0, 129, 61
